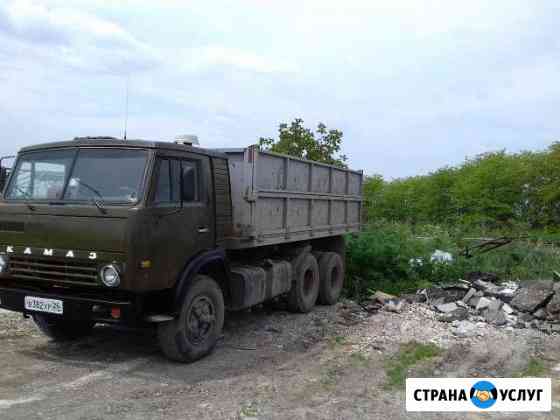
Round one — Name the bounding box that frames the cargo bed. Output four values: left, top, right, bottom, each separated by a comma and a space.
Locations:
219, 146, 363, 249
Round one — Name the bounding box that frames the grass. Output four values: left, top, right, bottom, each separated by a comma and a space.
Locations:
384, 341, 443, 389
320, 364, 343, 389
239, 402, 259, 418
514, 358, 547, 378
349, 351, 370, 368
327, 335, 347, 349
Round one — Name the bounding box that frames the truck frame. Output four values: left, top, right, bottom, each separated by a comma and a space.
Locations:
0, 138, 362, 362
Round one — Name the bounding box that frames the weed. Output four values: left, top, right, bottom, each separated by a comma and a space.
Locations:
384, 341, 442, 389
239, 402, 259, 418
349, 351, 369, 367
514, 358, 547, 377
328, 335, 347, 349
320, 365, 342, 389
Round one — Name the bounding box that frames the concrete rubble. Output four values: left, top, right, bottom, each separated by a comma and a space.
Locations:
368, 272, 560, 336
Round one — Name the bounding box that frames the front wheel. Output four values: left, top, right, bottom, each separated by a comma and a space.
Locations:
32, 314, 95, 341
158, 274, 225, 363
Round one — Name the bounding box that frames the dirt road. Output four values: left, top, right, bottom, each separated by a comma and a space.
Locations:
1, 302, 559, 420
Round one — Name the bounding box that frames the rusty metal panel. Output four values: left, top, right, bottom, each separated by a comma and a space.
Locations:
218, 146, 363, 249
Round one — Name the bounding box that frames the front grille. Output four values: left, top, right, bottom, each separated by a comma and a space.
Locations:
9, 256, 99, 285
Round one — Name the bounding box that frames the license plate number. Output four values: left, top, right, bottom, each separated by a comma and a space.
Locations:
24, 296, 63, 315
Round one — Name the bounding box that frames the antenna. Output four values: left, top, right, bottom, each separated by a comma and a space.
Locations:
123, 73, 130, 141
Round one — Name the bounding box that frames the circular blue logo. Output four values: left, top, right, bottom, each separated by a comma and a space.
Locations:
470, 381, 498, 409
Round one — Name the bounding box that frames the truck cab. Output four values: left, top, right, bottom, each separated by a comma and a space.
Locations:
0, 137, 359, 362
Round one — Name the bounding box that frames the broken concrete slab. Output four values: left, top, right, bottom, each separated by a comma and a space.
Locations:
510, 280, 554, 313
549, 324, 560, 334
502, 303, 514, 314
533, 308, 547, 320
483, 300, 504, 324
463, 288, 476, 304
493, 311, 508, 326
400, 293, 427, 304
436, 302, 458, 313
456, 300, 469, 309
439, 307, 469, 323
384, 300, 403, 313
505, 314, 517, 325
473, 279, 497, 292
493, 288, 517, 302
518, 312, 534, 322
452, 320, 477, 337
475, 297, 492, 311
426, 287, 467, 303
493, 281, 519, 302
370, 291, 396, 304
465, 271, 499, 284
546, 283, 560, 314
468, 295, 481, 308
441, 282, 470, 290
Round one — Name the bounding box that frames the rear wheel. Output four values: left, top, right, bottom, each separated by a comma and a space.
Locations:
287, 253, 320, 313
317, 252, 344, 305
158, 274, 224, 363
32, 314, 95, 341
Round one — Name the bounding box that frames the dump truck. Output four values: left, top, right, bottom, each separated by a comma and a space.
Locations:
0, 137, 362, 362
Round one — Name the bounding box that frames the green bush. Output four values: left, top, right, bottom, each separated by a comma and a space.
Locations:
345, 222, 560, 299
364, 143, 560, 231
345, 223, 461, 298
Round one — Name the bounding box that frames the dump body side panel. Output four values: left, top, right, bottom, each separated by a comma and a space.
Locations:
222, 146, 362, 249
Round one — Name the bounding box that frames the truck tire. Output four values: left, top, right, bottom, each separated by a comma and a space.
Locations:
158, 274, 224, 363
32, 314, 95, 341
287, 253, 320, 313
317, 252, 344, 305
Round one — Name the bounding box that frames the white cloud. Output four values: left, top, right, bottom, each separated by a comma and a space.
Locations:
183, 45, 297, 74
0, 0, 160, 73
0, 0, 559, 178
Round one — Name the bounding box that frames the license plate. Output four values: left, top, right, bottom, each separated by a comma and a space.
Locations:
24, 296, 64, 315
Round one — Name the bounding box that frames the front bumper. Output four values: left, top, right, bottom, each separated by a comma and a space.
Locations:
0, 285, 136, 324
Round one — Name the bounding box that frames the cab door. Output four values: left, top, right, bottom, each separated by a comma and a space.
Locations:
150, 152, 214, 288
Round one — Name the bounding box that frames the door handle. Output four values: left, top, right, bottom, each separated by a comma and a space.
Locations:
197, 226, 209, 233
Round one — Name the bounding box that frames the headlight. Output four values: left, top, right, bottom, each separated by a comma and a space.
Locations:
100, 264, 120, 287
0, 255, 7, 273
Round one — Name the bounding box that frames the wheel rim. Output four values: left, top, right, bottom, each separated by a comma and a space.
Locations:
186, 295, 216, 345
303, 268, 315, 296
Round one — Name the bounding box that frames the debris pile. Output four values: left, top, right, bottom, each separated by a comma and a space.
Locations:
368, 273, 560, 337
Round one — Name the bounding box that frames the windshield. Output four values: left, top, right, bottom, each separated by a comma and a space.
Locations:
5, 148, 149, 204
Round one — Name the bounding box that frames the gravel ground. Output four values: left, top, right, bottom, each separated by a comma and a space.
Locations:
1, 302, 559, 419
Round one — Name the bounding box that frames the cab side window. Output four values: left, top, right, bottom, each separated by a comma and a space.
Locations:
181, 161, 198, 202
154, 159, 174, 204
154, 158, 199, 204
170, 160, 182, 202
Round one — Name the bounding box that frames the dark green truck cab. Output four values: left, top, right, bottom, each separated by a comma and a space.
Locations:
0, 137, 362, 362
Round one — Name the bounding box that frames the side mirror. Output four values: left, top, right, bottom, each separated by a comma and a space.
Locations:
0, 167, 6, 192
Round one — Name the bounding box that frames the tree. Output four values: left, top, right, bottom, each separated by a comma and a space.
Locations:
259, 118, 347, 167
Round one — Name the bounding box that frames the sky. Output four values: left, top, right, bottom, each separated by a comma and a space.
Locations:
1, 0, 559, 179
